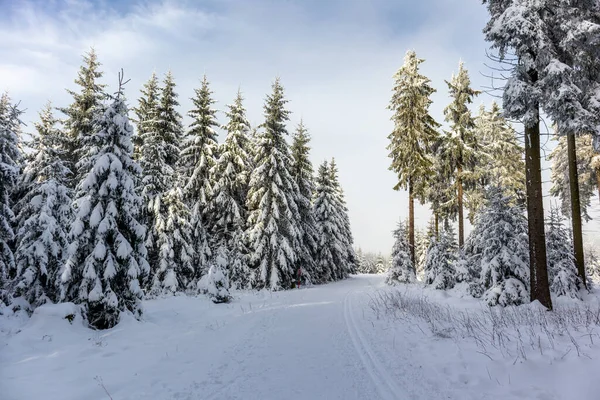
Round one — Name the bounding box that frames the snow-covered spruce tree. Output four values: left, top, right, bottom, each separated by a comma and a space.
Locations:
290, 120, 319, 283
157, 71, 184, 170
374, 254, 387, 274
59, 49, 106, 183
12, 103, 72, 309
386, 221, 415, 285
245, 79, 302, 290
550, 133, 597, 222
586, 247, 600, 285
414, 228, 429, 280
466, 186, 529, 306
0, 93, 23, 303
132, 72, 160, 162
313, 161, 344, 282
180, 75, 219, 275
203, 245, 231, 303
329, 158, 357, 276
150, 188, 195, 295
468, 102, 525, 220
546, 207, 582, 299
441, 61, 480, 247
207, 90, 251, 289
355, 247, 366, 273
60, 77, 149, 330
139, 71, 183, 278
423, 227, 457, 290
387, 50, 440, 265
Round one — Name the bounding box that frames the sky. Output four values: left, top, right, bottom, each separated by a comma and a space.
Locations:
0, 0, 597, 253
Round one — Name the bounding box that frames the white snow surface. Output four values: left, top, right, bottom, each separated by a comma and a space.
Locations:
1, 274, 599, 400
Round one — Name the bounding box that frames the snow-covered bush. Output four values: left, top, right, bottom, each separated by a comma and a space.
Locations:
546, 208, 582, 299
423, 228, 456, 290
202, 246, 231, 304
385, 221, 415, 285
467, 186, 529, 307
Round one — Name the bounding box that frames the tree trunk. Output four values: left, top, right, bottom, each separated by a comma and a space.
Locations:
408, 179, 415, 266
434, 213, 439, 239
597, 172, 600, 204
525, 116, 553, 310
457, 165, 464, 248
567, 133, 587, 289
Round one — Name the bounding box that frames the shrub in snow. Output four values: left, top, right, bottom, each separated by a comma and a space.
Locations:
386, 221, 415, 285
204, 246, 231, 304
466, 186, 529, 307
423, 228, 456, 290
12, 103, 72, 310
546, 208, 582, 299
60, 83, 149, 330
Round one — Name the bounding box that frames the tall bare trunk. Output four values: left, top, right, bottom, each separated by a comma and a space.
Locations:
597, 172, 600, 204
434, 213, 439, 239
457, 165, 464, 248
409, 179, 415, 266
525, 114, 553, 310
567, 133, 586, 288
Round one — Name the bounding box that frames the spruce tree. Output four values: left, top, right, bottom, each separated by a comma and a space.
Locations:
208, 90, 251, 288
180, 75, 219, 275
423, 227, 457, 290
245, 79, 302, 290
466, 186, 529, 306
157, 71, 184, 169
387, 50, 440, 265
329, 159, 357, 276
289, 120, 319, 284
386, 221, 415, 285
59, 49, 106, 182
467, 102, 525, 220
133, 72, 160, 161
60, 78, 149, 329
139, 71, 183, 278
313, 161, 340, 282
150, 188, 195, 295
414, 227, 429, 280
0, 93, 23, 303
441, 61, 480, 247
13, 103, 72, 309
546, 207, 582, 299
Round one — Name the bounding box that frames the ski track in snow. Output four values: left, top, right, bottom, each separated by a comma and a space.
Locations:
343, 290, 407, 400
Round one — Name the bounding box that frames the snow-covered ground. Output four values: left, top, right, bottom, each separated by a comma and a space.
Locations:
1, 275, 600, 400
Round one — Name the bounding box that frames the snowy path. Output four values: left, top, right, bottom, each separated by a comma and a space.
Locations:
0, 275, 419, 400
2, 275, 597, 399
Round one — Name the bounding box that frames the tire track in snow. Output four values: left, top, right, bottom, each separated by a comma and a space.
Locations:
343, 291, 407, 400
